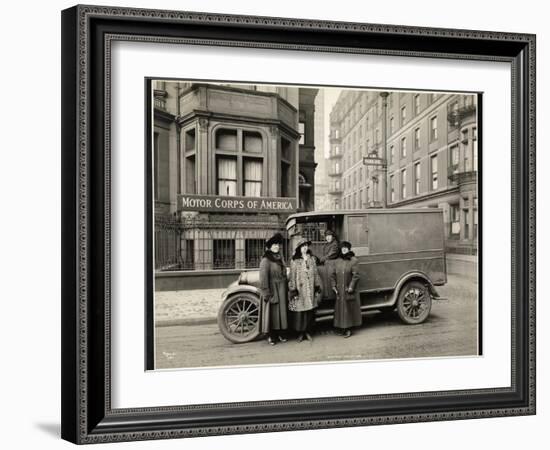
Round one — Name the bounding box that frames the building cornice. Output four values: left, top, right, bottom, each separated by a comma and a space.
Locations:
179, 82, 298, 114
176, 110, 301, 140
154, 108, 175, 123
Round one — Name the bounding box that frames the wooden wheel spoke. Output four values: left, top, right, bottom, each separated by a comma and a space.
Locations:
228, 306, 240, 315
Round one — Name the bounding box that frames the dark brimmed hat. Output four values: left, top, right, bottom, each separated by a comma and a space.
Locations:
265, 233, 284, 248
339, 241, 352, 250
294, 238, 312, 251
325, 230, 335, 237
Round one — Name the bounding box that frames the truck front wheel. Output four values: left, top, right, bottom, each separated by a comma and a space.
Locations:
217, 293, 262, 343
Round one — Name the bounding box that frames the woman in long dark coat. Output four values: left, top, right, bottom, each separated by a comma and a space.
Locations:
330, 241, 362, 337
318, 230, 339, 301
288, 239, 322, 342
259, 233, 289, 345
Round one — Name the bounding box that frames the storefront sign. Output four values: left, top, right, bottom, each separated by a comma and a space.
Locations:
178, 194, 297, 213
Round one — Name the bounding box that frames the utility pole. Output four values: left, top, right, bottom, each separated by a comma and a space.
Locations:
380, 92, 389, 208
362, 91, 389, 208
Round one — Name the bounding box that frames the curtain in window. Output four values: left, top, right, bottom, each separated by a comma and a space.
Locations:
244, 159, 262, 197
218, 157, 237, 196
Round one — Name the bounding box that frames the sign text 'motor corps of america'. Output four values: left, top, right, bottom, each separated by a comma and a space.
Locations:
178, 194, 298, 213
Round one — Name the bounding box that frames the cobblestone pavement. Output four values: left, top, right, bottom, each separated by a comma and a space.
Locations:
155, 288, 226, 326
154, 274, 479, 369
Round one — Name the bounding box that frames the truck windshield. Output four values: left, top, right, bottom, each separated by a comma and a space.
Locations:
287, 215, 344, 257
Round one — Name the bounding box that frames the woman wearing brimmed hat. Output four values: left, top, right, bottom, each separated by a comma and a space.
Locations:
259, 233, 289, 345
288, 238, 322, 342
330, 240, 362, 337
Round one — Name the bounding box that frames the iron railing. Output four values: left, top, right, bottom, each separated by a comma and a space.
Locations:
154, 214, 291, 272
154, 215, 182, 271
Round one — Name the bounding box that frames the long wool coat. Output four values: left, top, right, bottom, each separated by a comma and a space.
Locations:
259, 251, 288, 332
330, 252, 362, 329
288, 255, 322, 312
318, 240, 340, 300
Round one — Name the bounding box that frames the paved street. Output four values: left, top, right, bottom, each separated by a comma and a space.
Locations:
155, 274, 479, 369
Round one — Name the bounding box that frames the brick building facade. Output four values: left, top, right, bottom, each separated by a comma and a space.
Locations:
328, 90, 478, 255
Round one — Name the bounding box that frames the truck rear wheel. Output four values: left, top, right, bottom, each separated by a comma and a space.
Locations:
217, 293, 261, 343
396, 281, 432, 325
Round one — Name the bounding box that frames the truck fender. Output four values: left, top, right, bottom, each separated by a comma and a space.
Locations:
221, 284, 263, 303
390, 271, 437, 305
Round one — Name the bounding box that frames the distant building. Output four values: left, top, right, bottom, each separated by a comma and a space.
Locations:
312, 90, 330, 211
153, 81, 318, 272
328, 90, 478, 255
297, 88, 320, 212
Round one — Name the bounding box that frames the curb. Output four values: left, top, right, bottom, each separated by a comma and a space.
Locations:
156, 317, 218, 327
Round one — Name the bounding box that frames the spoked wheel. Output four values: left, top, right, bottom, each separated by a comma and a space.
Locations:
396, 281, 432, 325
217, 293, 261, 343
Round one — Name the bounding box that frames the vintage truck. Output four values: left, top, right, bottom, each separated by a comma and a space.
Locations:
217, 208, 447, 343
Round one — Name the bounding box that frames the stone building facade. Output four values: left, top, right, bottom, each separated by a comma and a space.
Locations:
153, 81, 319, 272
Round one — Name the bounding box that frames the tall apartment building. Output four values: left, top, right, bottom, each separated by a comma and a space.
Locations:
328, 90, 478, 255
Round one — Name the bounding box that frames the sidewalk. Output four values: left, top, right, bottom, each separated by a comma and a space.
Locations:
154, 263, 475, 327
446, 254, 477, 279
155, 288, 226, 327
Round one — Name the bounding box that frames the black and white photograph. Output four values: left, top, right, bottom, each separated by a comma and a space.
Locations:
149, 80, 480, 370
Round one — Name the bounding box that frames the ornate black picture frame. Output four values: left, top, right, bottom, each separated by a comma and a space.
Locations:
61, 5, 536, 444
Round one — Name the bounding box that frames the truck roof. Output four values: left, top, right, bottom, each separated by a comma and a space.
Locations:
287, 208, 443, 222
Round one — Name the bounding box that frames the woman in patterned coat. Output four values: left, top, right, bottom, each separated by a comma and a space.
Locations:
288, 238, 322, 342
330, 241, 362, 337
259, 233, 289, 345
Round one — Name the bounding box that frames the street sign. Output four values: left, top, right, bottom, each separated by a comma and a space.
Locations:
362, 156, 386, 167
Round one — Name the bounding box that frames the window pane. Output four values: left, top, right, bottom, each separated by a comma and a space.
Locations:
298, 122, 305, 145
451, 204, 460, 235
217, 157, 237, 196
243, 131, 262, 153
431, 116, 438, 140
431, 155, 438, 190
244, 159, 262, 197
216, 129, 237, 150
185, 155, 196, 194
415, 163, 421, 195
